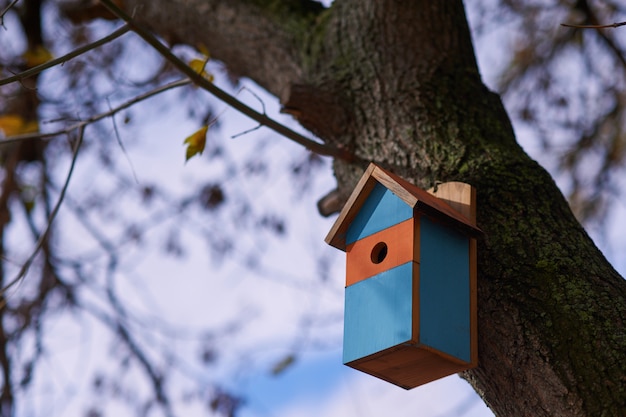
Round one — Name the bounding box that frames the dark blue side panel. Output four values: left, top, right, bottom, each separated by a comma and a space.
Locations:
343, 262, 413, 364
346, 183, 412, 245
419, 216, 470, 362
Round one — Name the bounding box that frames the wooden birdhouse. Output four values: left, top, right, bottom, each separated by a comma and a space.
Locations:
325, 163, 481, 389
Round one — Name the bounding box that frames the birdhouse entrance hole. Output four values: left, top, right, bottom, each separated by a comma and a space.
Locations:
371, 242, 388, 264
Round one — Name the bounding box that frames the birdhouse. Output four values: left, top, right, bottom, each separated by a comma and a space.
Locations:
325, 163, 481, 389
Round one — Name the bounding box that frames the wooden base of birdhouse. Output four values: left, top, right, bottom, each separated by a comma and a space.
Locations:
345, 343, 474, 390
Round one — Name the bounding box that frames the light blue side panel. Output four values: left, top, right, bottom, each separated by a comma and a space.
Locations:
343, 262, 413, 364
419, 216, 471, 362
346, 183, 412, 245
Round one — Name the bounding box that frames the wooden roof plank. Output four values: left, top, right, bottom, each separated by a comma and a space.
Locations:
325, 163, 482, 251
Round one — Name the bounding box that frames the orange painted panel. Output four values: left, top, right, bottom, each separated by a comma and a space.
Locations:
346, 218, 418, 286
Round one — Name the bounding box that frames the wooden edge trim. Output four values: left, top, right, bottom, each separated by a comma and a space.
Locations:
325, 163, 378, 249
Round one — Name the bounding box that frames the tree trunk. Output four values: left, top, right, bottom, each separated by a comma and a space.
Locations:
117, 0, 626, 415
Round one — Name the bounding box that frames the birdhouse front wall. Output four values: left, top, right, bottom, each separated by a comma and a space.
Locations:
343, 215, 471, 365
345, 183, 413, 245
342, 211, 473, 387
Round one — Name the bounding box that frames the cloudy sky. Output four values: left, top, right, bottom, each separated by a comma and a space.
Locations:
4, 2, 626, 417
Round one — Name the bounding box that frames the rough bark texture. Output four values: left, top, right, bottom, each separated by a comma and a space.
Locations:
117, 1, 626, 416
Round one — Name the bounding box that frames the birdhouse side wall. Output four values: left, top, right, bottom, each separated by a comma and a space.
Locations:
345, 183, 412, 245
419, 216, 471, 363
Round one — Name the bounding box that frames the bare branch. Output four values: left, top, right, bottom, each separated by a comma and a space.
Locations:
0, 0, 19, 27
561, 21, 626, 29
106, 98, 139, 183
0, 126, 86, 296
0, 77, 200, 296
0, 24, 131, 86
231, 124, 262, 139
0, 78, 191, 144
104, 256, 174, 417
79, 292, 174, 417
241, 86, 267, 116
98, 0, 358, 163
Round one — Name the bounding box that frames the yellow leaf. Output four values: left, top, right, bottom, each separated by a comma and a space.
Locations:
22, 45, 54, 68
188, 57, 214, 83
183, 125, 208, 162
189, 58, 206, 74
0, 115, 38, 136
0, 115, 25, 136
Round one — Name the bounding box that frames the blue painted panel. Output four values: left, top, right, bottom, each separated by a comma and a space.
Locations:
346, 183, 412, 245
419, 216, 471, 362
343, 262, 413, 364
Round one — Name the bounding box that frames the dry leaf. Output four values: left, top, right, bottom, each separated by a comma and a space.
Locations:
183, 125, 208, 162
188, 57, 214, 83
0, 115, 39, 136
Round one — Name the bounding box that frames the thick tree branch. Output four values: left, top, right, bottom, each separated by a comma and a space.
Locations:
281, 83, 352, 141
118, 0, 323, 97
98, 0, 356, 162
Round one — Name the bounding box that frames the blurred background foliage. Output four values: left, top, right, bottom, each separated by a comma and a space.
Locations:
0, 0, 625, 416
470, 0, 626, 230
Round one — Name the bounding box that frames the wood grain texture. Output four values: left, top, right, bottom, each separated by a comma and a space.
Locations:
347, 343, 471, 390
428, 181, 477, 225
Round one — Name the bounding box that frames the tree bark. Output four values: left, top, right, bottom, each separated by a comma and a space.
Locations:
116, 1, 626, 415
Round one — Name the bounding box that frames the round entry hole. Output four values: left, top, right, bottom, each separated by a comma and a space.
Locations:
371, 242, 388, 264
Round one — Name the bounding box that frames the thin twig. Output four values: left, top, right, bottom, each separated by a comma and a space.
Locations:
1, 126, 86, 296
104, 256, 174, 417
79, 294, 175, 417
562, 10, 626, 81
0, 78, 191, 144
241, 86, 267, 115
107, 98, 139, 183
231, 86, 266, 138
561, 21, 626, 29
0, 0, 19, 27
231, 124, 262, 139
98, 0, 356, 163
0, 24, 131, 86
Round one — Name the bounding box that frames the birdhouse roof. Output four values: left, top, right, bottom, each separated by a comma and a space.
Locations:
325, 163, 482, 251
